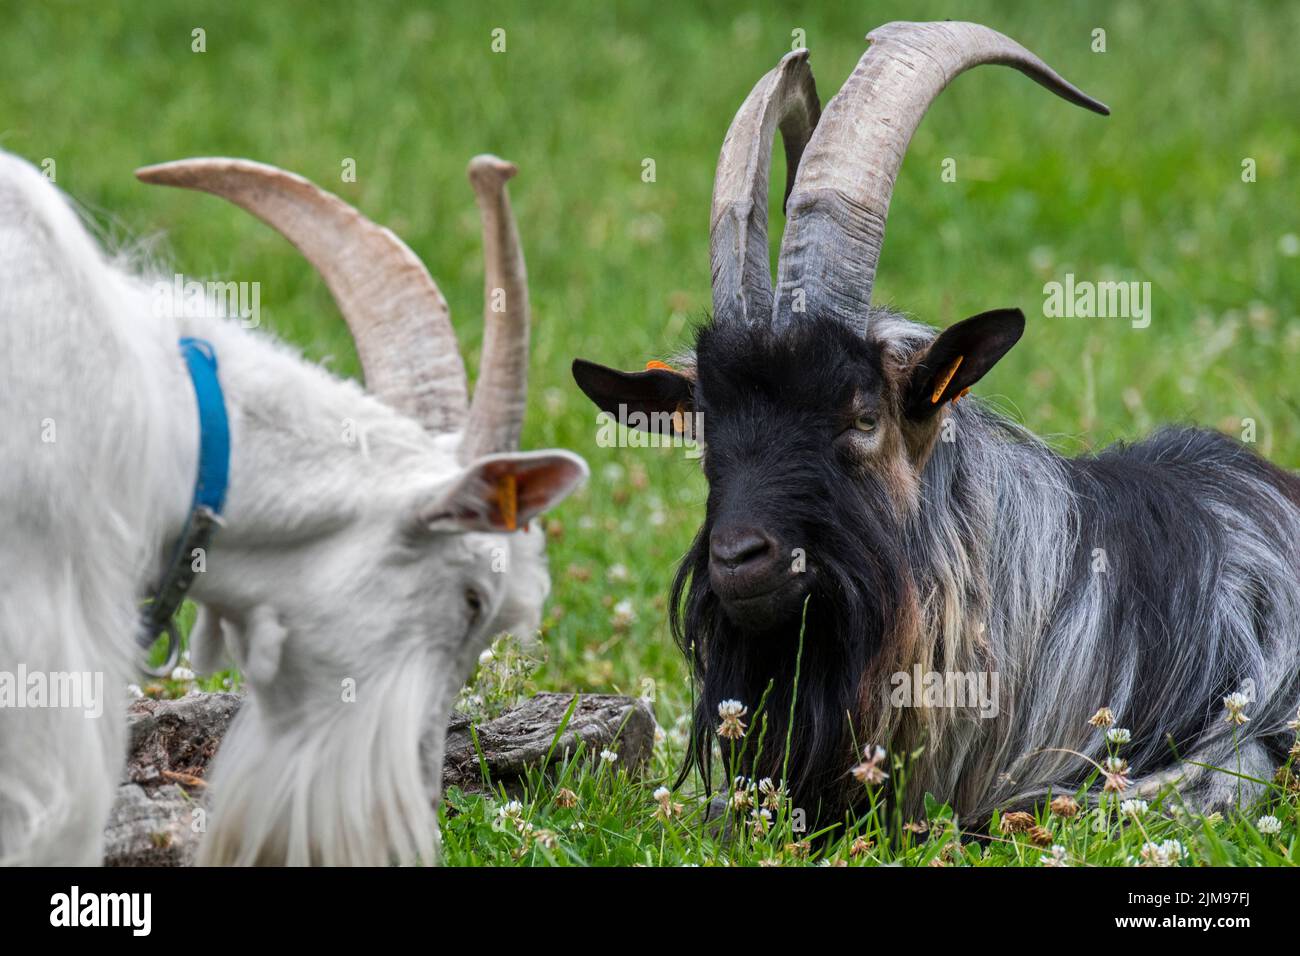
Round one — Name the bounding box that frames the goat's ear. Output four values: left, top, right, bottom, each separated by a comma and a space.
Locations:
222, 605, 289, 688
571, 358, 694, 436
420, 449, 589, 533
190, 605, 229, 677
902, 308, 1025, 419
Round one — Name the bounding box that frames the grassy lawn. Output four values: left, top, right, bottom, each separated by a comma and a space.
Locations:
6, 0, 1296, 865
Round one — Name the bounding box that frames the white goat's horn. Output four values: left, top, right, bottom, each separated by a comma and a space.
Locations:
774, 21, 1109, 330
710, 49, 821, 325
135, 158, 469, 434
460, 155, 529, 463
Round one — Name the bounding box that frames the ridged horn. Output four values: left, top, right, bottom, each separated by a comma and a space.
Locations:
136, 158, 469, 433
460, 155, 530, 462
773, 21, 1109, 329
709, 48, 821, 324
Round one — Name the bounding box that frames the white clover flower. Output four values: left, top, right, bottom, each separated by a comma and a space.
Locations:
497, 800, 524, 820
1106, 727, 1131, 745
1120, 799, 1148, 817
652, 786, 682, 821
851, 745, 889, 786
1040, 845, 1069, 867
606, 563, 631, 584
169, 666, 195, 681
758, 777, 787, 811
1137, 839, 1186, 867
1256, 815, 1282, 835
716, 699, 748, 740
1160, 839, 1186, 863
478, 648, 494, 666
1136, 842, 1166, 866
599, 748, 618, 763
611, 599, 636, 629
731, 784, 754, 814
1223, 691, 1251, 726
126, 683, 144, 699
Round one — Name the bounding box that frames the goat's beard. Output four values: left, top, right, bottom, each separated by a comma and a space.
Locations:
671, 479, 912, 830
198, 655, 449, 866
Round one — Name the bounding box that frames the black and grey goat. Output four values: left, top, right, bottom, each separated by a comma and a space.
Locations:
573, 21, 1300, 827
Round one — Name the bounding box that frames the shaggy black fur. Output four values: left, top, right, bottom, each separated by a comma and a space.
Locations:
670, 317, 910, 821
668, 317, 1300, 827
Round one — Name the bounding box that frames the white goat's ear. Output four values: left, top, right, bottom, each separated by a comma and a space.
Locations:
420, 449, 588, 533
223, 605, 289, 687
190, 605, 229, 676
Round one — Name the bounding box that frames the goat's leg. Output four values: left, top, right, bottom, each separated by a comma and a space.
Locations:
0, 708, 122, 865
0, 567, 130, 865
1133, 739, 1276, 812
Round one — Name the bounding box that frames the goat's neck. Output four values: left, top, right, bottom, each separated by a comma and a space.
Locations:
159, 311, 452, 614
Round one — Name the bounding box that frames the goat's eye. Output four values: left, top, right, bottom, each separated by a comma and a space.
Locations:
464, 588, 484, 621
852, 415, 877, 433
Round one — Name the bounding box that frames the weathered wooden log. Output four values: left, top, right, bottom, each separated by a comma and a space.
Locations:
441, 691, 657, 792
104, 690, 655, 866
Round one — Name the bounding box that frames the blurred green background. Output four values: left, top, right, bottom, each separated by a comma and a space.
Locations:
4, 0, 1296, 720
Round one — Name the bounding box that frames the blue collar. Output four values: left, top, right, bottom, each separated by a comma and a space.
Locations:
179, 337, 231, 514
138, 337, 231, 675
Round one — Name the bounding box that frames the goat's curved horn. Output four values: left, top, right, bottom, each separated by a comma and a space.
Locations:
460, 155, 530, 463
710, 49, 821, 324
773, 21, 1108, 329
135, 158, 469, 434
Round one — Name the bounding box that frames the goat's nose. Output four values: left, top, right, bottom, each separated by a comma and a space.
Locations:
710, 527, 775, 571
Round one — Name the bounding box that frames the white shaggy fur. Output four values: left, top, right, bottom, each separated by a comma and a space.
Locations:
0, 151, 583, 865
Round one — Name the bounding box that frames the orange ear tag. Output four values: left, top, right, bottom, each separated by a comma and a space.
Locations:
647, 361, 685, 431
496, 473, 518, 531
930, 355, 964, 404
671, 403, 687, 435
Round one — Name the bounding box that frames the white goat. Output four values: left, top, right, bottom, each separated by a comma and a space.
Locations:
0, 149, 587, 865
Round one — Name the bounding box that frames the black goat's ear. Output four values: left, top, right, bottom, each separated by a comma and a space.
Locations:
571, 358, 694, 436
902, 309, 1025, 420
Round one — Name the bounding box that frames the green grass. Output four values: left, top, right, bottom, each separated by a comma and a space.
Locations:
437, 736, 1300, 868
433, 634, 1298, 867
11, 0, 1297, 865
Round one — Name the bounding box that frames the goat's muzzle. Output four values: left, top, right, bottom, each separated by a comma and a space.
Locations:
708, 524, 808, 630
